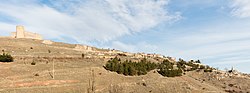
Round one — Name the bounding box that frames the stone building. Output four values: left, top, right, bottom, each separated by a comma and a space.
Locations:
74, 44, 93, 51
11, 25, 42, 40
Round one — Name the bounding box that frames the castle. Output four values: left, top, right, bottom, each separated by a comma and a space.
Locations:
11, 26, 42, 40
8, 26, 167, 59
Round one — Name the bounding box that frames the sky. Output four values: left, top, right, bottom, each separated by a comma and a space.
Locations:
0, 0, 250, 73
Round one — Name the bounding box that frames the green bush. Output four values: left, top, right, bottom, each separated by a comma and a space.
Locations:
177, 59, 203, 71
199, 65, 205, 69
177, 59, 186, 70
157, 59, 182, 77
204, 69, 212, 72
31, 61, 36, 65
0, 53, 14, 62
204, 66, 213, 72
158, 68, 183, 77
104, 57, 212, 77
104, 57, 158, 76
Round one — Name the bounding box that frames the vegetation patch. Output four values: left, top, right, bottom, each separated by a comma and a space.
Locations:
104, 57, 213, 77
104, 57, 157, 76
0, 53, 14, 62
158, 60, 183, 77
31, 61, 36, 65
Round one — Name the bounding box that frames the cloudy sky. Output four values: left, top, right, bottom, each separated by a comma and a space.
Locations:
0, 0, 250, 73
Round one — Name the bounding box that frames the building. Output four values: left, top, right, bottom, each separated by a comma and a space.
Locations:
11, 25, 42, 40
74, 44, 93, 51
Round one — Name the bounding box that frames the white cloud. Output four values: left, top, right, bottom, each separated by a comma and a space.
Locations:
0, 0, 180, 43
166, 34, 250, 73
230, 0, 250, 18
162, 18, 250, 59
112, 41, 136, 52
111, 41, 158, 53
0, 23, 16, 36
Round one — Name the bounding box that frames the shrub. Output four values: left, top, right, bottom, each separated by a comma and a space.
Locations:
104, 57, 213, 77
199, 65, 205, 69
204, 69, 212, 72
48, 50, 51, 53
34, 73, 39, 76
104, 57, 158, 76
158, 68, 183, 77
31, 61, 36, 65
177, 59, 205, 72
203, 66, 213, 72
158, 60, 182, 77
177, 59, 186, 70
0, 53, 14, 62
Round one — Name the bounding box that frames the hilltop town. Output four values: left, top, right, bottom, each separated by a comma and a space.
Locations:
0, 26, 250, 93
6, 26, 174, 60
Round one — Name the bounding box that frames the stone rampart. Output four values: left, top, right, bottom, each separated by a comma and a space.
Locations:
11, 25, 42, 40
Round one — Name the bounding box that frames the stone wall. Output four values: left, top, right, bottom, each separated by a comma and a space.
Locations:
24, 31, 42, 40
42, 40, 53, 45
74, 44, 93, 51
11, 25, 42, 40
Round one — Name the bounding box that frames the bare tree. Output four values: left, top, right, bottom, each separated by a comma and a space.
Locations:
87, 68, 95, 93
53, 59, 55, 79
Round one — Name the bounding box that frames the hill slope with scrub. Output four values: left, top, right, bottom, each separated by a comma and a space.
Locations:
0, 37, 250, 93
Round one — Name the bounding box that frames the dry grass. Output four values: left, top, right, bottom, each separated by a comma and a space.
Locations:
0, 37, 249, 93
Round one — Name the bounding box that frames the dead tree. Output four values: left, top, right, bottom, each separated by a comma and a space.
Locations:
87, 68, 95, 93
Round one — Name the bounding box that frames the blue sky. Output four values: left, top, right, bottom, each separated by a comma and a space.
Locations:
0, 0, 250, 73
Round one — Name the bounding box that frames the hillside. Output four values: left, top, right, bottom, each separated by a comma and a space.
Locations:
0, 37, 250, 93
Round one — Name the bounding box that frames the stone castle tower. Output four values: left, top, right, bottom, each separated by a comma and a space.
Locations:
11, 25, 42, 40
15, 25, 25, 38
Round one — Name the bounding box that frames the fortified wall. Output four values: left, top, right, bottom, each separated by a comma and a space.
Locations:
74, 44, 93, 51
11, 26, 42, 40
